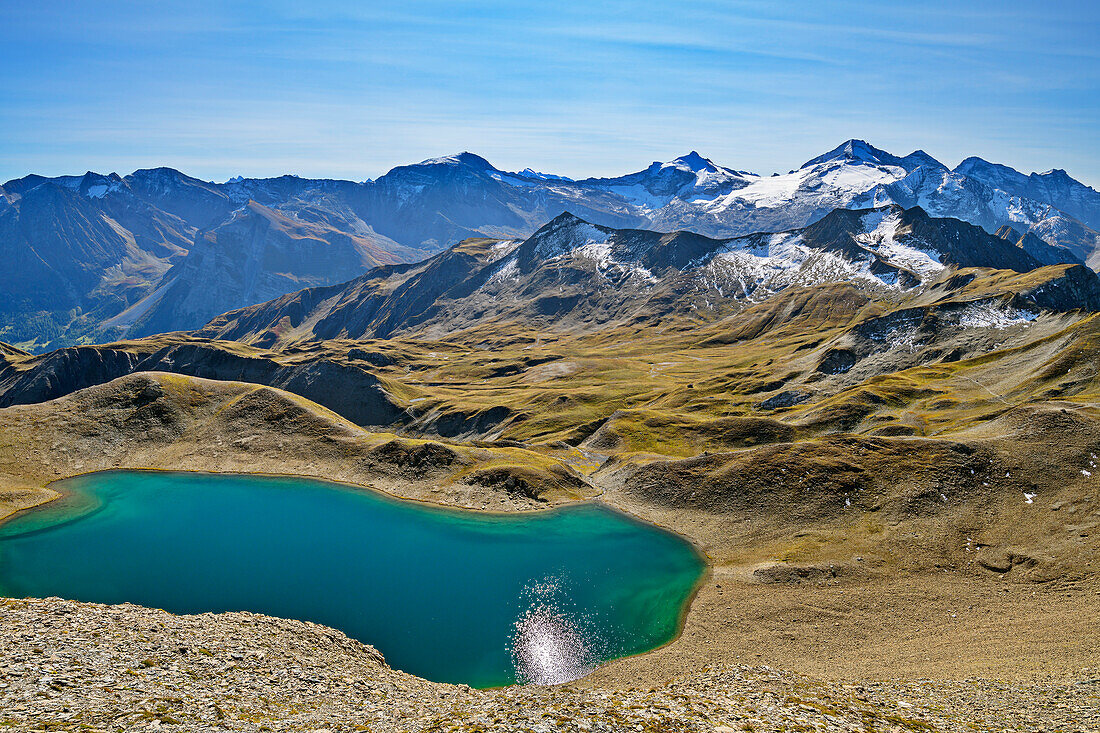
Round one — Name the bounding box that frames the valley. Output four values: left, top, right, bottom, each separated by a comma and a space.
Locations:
7, 0, 1099, 727
2, 153, 1100, 731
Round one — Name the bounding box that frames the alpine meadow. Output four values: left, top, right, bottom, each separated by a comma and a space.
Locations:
2, 3, 1099, 731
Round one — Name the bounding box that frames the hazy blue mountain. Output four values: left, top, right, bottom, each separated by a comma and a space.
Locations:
4, 141, 1098, 351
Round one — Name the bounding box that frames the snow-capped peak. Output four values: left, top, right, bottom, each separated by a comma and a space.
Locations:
416, 152, 495, 170
899, 150, 945, 171
666, 151, 714, 172
78, 171, 123, 199
853, 207, 945, 281
954, 156, 1015, 179
1039, 168, 1073, 181
802, 139, 902, 169
798, 140, 943, 174
515, 168, 574, 182
521, 212, 613, 260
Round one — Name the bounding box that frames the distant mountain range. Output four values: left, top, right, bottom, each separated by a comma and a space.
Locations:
198, 205, 1100, 348
3, 140, 1099, 351
5, 203, 1099, 440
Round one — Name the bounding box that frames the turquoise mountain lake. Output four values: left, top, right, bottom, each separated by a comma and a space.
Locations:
0, 471, 704, 687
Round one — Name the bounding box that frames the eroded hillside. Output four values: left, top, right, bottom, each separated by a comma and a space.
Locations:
3, 204, 1100, 730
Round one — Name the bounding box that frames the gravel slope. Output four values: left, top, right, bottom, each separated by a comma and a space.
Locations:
3, 597, 1098, 732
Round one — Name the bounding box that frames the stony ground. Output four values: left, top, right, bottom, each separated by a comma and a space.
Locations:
3, 597, 1098, 733
2, 375, 1100, 731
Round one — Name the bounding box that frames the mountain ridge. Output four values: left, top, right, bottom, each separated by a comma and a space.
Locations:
196, 204, 1100, 349
4, 140, 1100, 352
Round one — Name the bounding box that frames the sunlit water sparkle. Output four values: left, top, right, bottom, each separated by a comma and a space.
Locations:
510, 576, 604, 685
0, 471, 703, 687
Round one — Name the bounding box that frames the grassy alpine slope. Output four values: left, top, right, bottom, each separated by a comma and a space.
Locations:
2, 215, 1100, 729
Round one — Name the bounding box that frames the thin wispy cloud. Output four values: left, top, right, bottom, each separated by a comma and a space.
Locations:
1, 0, 1097, 186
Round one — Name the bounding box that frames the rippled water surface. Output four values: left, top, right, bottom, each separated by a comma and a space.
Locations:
0, 471, 703, 687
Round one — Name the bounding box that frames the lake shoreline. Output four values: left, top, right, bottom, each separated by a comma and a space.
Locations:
4, 463, 719, 686
1, 469, 705, 689
1, 370, 1098, 730
0, 484, 60, 525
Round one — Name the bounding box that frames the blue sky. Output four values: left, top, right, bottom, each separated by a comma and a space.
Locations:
2, 0, 1098, 186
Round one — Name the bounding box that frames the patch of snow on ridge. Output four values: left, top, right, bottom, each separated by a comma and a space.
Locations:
488, 171, 539, 188
487, 239, 521, 263
85, 184, 109, 198
706, 160, 907, 211
514, 168, 573, 182
532, 222, 611, 259
692, 167, 730, 190
573, 240, 656, 283
711, 171, 803, 209
953, 302, 1039, 329
486, 257, 519, 286
855, 209, 945, 280
704, 232, 884, 300
820, 161, 907, 194
574, 240, 614, 266
601, 183, 674, 210
531, 222, 654, 282
419, 154, 466, 166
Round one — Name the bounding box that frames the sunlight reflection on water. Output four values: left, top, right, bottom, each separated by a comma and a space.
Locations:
510, 576, 601, 685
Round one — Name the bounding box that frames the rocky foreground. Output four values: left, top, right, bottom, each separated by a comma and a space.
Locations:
2, 597, 1097, 733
